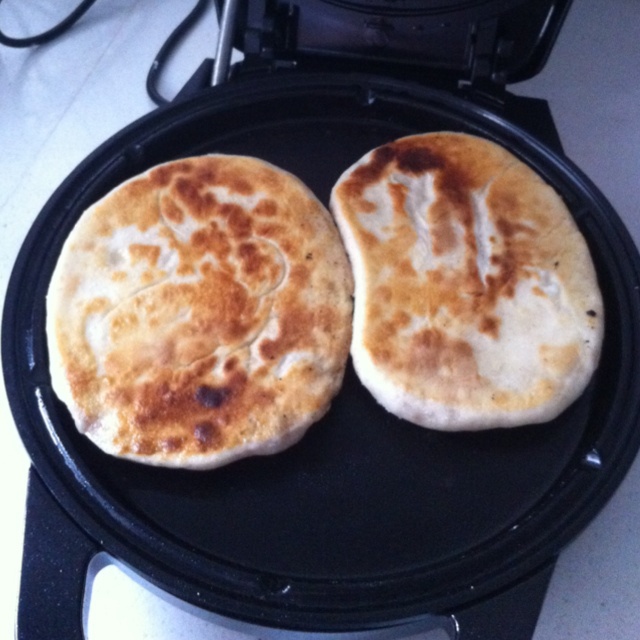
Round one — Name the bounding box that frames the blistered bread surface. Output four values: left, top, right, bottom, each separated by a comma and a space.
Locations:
330, 132, 603, 430
47, 155, 354, 467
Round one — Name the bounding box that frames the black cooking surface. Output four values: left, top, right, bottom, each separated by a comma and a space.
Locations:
72, 110, 593, 579
5, 74, 640, 628
82, 367, 590, 579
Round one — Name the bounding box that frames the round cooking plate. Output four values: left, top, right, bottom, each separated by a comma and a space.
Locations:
4, 73, 640, 632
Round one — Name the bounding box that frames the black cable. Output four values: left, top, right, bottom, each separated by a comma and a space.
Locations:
146, 0, 211, 107
0, 0, 100, 48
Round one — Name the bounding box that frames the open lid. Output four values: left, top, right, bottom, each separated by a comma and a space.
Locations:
229, 0, 573, 92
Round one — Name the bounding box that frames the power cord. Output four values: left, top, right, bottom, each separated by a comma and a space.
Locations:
0, 0, 100, 48
1, 0, 216, 105
146, 0, 212, 106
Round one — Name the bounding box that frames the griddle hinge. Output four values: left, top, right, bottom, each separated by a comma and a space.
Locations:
462, 17, 514, 108
241, 0, 299, 75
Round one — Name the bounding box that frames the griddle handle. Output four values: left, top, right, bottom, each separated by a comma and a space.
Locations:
15, 465, 557, 640
450, 560, 557, 640
16, 467, 99, 640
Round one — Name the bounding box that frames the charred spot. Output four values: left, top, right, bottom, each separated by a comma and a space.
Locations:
195, 385, 231, 408
396, 145, 444, 175
194, 421, 222, 449
586, 309, 597, 317
367, 144, 396, 174
348, 143, 444, 195
438, 168, 471, 208
347, 144, 396, 192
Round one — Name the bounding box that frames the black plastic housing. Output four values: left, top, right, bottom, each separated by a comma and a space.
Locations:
232, 0, 573, 90
5, 73, 640, 639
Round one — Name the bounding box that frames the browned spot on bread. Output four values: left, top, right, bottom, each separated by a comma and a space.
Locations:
253, 198, 278, 217
429, 197, 462, 256
160, 194, 184, 223
409, 328, 478, 380
149, 160, 191, 188
132, 438, 157, 456
162, 436, 185, 453
174, 176, 217, 220
288, 263, 310, 289
257, 298, 341, 365
237, 241, 275, 279
111, 271, 127, 282
220, 203, 253, 239
255, 223, 283, 239
478, 315, 500, 338
224, 357, 238, 373
114, 367, 250, 456
340, 143, 445, 212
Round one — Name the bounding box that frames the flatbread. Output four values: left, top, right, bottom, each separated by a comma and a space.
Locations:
47, 155, 354, 468
330, 132, 604, 430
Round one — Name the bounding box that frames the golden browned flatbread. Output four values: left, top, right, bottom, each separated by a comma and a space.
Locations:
47, 155, 354, 468
330, 132, 603, 430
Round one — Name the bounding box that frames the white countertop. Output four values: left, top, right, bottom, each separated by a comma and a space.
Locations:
1, 1, 639, 639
